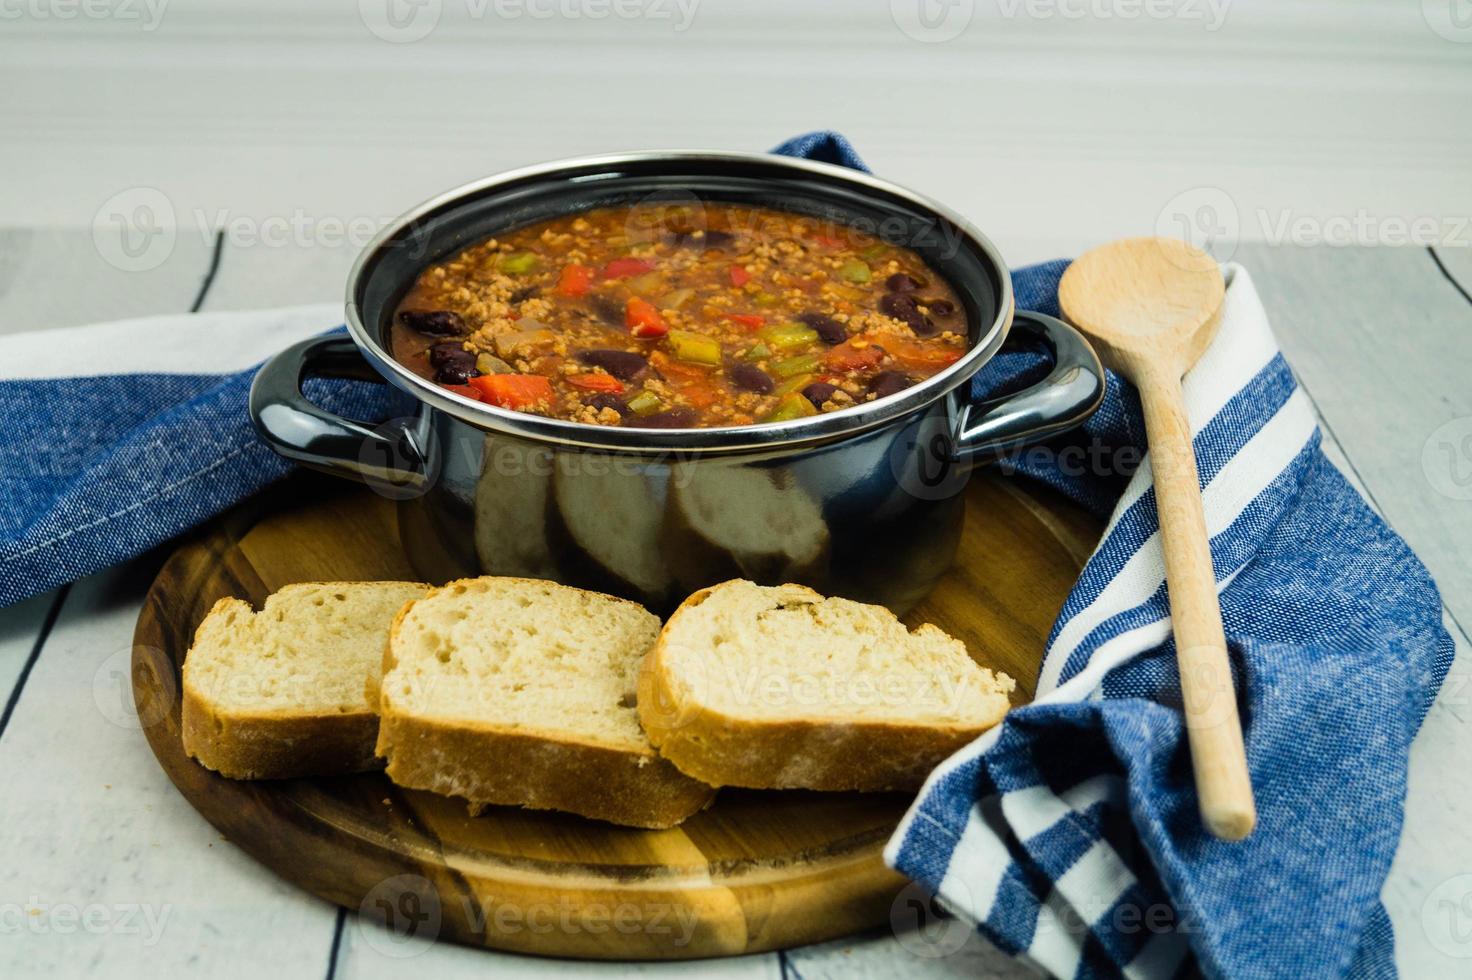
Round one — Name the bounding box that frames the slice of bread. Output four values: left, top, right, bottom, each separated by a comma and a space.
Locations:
638, 580, 1016, 792
375, 576, 715, 828
182, 581, 430, 779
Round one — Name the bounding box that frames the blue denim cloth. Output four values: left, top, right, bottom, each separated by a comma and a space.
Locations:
0, 132, 1451, 979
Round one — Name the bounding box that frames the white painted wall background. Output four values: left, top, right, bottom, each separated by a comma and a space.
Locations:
4, 0, 1471, 269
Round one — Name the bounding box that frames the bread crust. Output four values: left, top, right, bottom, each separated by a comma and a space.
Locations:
375, 577, 716, 829
182, 686, 383, 780
376, 710, 714, 829
182, 586, 426, 780
637, 582, 1008, 792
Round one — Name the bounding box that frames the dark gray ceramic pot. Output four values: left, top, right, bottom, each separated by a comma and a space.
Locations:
249, 152, 1104, 614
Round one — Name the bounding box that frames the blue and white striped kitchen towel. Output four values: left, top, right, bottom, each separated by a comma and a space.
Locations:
0, 133, 1454, 978
886, 254, 1451, 979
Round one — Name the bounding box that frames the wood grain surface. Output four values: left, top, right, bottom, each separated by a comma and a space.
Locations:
130, 469, 1098, 960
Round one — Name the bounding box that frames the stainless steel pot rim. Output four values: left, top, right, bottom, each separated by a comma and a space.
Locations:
345, 150, 1016, 454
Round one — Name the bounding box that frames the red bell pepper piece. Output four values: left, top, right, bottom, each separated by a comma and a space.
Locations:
468, 374, 554, 410
443, 383, 483, 401
728, 264, 751, 287
824, 339, 886, 372
602, 257, 655, 280
625, 296, 668, 338
566, 373, 625, 394
722, 313, 765, 330
555, 263, 594, 298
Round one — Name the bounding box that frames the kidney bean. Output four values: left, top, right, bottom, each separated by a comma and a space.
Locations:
633, 407, 698, 429
885, 272, 925, 292
575, 348, 648, 380
879, 292, 917, 319
796, 312, 847, 345
428, 343, 477, 384
879, 293, 938, 337
730, 362, 774, 394
588, 294, 625, 328
399, 309, 467, 336
925, 298, 956, 317
869, 370, 916, 400
801, 381, 838, 407
587, 393, 628, 416
668, 229, 734, 248
509, 285, 540, 304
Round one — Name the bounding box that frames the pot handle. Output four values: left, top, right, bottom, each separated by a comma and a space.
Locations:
952, 310, 1106, 464
249, 334, 430, 491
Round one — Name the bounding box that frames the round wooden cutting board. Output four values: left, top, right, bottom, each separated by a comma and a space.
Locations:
132, 470, 1099, 960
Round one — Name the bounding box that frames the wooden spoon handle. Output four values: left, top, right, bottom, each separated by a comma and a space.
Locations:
1137, 371, 1257, 841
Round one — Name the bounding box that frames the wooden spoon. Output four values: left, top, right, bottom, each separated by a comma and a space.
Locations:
1058, 237, 1256, 841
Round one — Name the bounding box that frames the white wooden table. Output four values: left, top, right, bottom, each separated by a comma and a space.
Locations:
1, 233, 1470, 979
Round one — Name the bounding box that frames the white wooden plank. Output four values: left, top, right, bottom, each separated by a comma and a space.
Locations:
1236, 244, 1472, 631
336, 924, 781, 980
3, 3, 1470, 267
1385, 619, 1472, 978
0, 231, 341, 978
0, 228, 213, 335
198, 241, 356, 313
1315, 423, 1472, 980
0, 592, 58, 716
786, 926, 1040, 979
0, 563, 339, 979
1432, 246, 1472, 301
